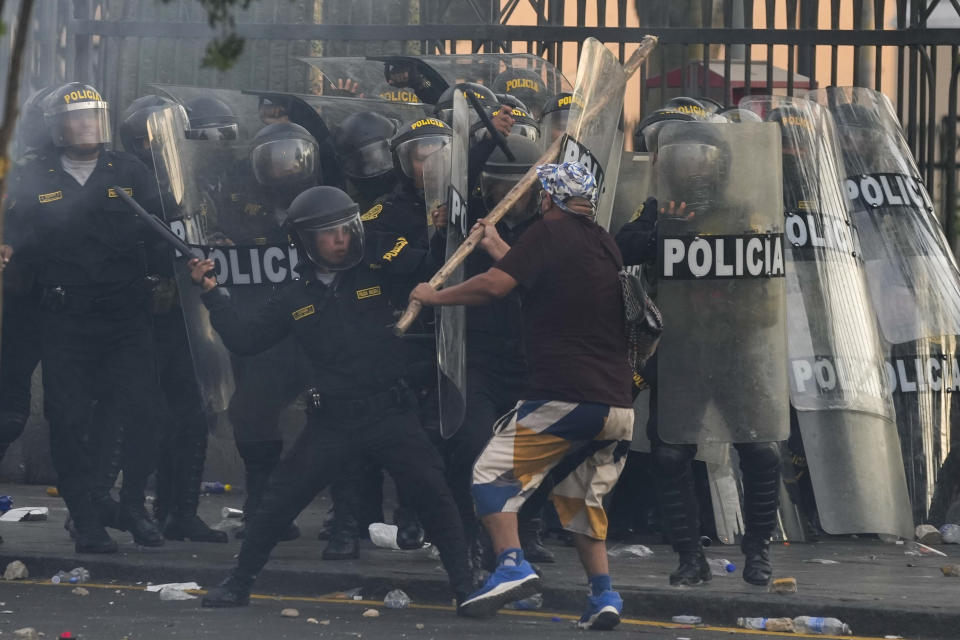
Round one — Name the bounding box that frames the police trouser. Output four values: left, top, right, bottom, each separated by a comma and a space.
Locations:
0, 290, 42, 462
643, 353, 782, 552
153, 308, 209, 522
40, 295, 158, 523
235, 399, 473, 597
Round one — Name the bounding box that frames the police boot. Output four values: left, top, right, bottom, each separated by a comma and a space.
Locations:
152, 442, 176, 527
163, 433, 227, 543
394, 506, 425, 550
66, 495, 118, 554
519, 516, 555, 563
322, 513, 360, 560
235, 441, 299, 542
201, 571, 255, 608
670, 545, 711, 586
738, 442, 781, 586
653, 444, 710, 586
118, 501, 165, 547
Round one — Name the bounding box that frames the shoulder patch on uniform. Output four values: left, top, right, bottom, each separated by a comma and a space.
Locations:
381, 237, 408, 262
356, 286, 382, 300
292, 304, 315, 320
361, 203, 383, 221
107, 187, 133, 198
38, 191, 63, 203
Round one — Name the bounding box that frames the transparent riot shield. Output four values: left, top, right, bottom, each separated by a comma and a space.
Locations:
740, 95, 913, 537
561, 39, 628, 227
809, 86, 960, 524
608, 151, 654, 235
654, 121, 789, 446
295, 57, 421, 103
432, 91, 470, 438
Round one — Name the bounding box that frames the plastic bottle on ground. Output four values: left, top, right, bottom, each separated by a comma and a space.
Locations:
671, 615, 702, 624
707, 558, 736, 575
383, 589, 411, 609
792, 616, 852, 635
69, 568, 90, 584
503, 594, 543, 610
737, 617, 795, 632
940, 524, 960, 544
200, 482, 231, 494
606, 544, 654, 558
50, 571, 73, 584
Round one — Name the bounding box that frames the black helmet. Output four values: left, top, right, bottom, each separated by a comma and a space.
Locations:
692, 96, 724, 114
390, 117, 452, 187
249, 122, 319, 188
716, 106, 763, 123
494, 94, 529, 113
492, 68, 547, 118
119, 95, 182, 165
480, 134, 542, 225
765, 105, 817, 154
42, 82, 111, 148
656, 123, 731, 213
540, 92, 582, 143
471, 105, 539, 143
434, 82, 497, 124
184, 96, 239, 141
662, 96, 711, 121
286, 186, 364, 271
16, 86, 57, 155
634, 108, 695, 152
332, 111, 398, 179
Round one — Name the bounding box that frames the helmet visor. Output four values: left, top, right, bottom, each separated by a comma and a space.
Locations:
251, 138, 318, 186
47, 103, 111, 147
481, 171, 534, 223
186, 123, 239, 141
512, 122, 540, 142
395, 135, 450, 186
342, 138, 394, 179
295, 212, 365, 272
540, 109, 569, 143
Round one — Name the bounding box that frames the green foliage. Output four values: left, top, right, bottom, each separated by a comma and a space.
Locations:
160, 0, 255, 70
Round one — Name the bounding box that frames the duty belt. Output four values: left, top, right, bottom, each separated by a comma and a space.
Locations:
40, 278, 156, 314
305, 381, 412, 422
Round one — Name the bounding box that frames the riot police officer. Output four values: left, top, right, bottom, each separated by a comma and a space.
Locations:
195, 186, 473, 608
492, 68, 548, 119
3, 82, 164, 552
539, 92, 573, 143
117, 95, 227, 543
332, 111, 399, 210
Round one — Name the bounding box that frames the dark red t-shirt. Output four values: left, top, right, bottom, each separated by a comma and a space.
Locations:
495, 214, 633, 407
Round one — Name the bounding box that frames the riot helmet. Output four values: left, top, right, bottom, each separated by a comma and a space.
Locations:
185, 96, 239, 141
384, 59, 422, 89
286, 186, 364, 272
119, 95, 183, 166
480, 134, 543, 226
633, 108, 694, 152
540, 92, 577, 143
434, 83, 497, 125
716, 106, 763, 123
495, 94, 529, 113
471, 106, 539, 144
16, 86, 56, 156
766, 104, 818, 203
42, 82, 111, 149
390, 117, 452, 189
662, 96, 711, 121
656, 123, 730, 214
333, 111, 398, 179
250, 122, 319, 192
692, 96, 724, 114
492, 68, 547, 118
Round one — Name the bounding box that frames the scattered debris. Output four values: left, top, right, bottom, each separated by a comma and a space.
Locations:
71, 587, 89, 597
318, 620, 331, 626
0, 507, 48, 522
671, 615, 702, 625
221, 507, 243, 519
13, 628, 39, 640
738, 617, 795, 632
941, 524, 960, 544
306, 618, 319, 624
803, 559, 840, 565
415, 623, 425, 630
916, 524, 943, 545
940, 564, 960, 577
280, 608, 300, 618
3, 561, 28, 580
769, 577, 798, 594
607, 544, 654, 559
158, 587, 197, 601
384, 589, 410, 609
362, 609, 380, 618
46, 487, 59, 497
145, 582, 200, 593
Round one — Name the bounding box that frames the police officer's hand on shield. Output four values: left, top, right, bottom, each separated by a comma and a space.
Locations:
489, 107, 515, 139
660, 200, 695, 222
189, 258, 218, 292
0, 244, 12, 270
431, 203, 448, 229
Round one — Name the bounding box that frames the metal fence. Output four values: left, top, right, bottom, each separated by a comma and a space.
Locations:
4, 0, 960, 242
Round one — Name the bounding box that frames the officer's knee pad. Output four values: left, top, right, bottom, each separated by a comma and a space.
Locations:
652, 443, 696, 475
736, 441, 781, 473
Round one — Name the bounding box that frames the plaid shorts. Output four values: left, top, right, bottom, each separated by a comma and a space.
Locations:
471, 399, 634, 540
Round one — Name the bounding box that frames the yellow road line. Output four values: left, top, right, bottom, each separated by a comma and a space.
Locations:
6, 580, 902, 640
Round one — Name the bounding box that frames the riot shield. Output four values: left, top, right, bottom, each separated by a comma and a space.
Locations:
740, 95, 912, 537
809, 86, 960, 524
608, 151, 654, 235
432, 91, 470, 438
561, 39, 627, 228
654, 121, 789, 446
295, 57, 422, 103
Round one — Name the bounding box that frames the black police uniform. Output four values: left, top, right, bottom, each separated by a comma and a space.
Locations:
6, 148, 163, 548
199, 240, 473, 600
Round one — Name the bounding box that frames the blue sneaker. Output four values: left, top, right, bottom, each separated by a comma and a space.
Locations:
457, 560, 541, 618
577, 590, 623, 630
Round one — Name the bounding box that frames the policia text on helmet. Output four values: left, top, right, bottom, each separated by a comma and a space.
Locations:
390, 118, 453, 191
43, 82, 112, 160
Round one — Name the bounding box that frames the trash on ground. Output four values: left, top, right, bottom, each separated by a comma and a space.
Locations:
0, 496, 13, 512
416, 623, 425, 629
368, 523, 402, 550
737, 617, 795, 632
145, 582, 201, 593
13, 628, 38, 640
940, 564, 960, 577
707, 558, 736, 575
769, 577, 798, 594
916, 524, 943, 545
606, 544, 654, 559
793, 616, 852, 635
306, 618, 319, 624
71, 587, 89, 596
52, 568, 90, 585
503, 594, 543, 610
0, 507, 48, 522
200, 482, 232, 494
280, 608, 300, 618
221, 507, 243, 519
211, 519, 242, 532
334, 587, 363, 600
46, 487, 59, 497
803, 559, 840, 565
3, 561, 28, 580
671, 615, 701, 625
384, 589, 411, 609
905, 541, 947, 557
362, 608, 380, 618
158, 586, 197, 601
940, 524, 960, 544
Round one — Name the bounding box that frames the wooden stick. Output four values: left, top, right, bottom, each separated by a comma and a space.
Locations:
395, 35, 659, 335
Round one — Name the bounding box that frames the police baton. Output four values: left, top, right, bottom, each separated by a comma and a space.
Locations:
466, 90, 515, 162
394, 35, 659, 336
110, 185, 195, 259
